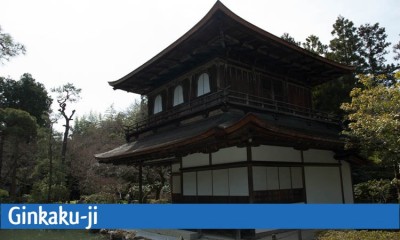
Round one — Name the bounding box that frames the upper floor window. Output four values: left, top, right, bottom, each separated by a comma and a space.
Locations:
197, 73, 210, 97
173, 85, 184, 106
153, 94, 162, 114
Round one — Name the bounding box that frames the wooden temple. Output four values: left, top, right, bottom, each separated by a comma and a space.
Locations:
96, 0, 358, 215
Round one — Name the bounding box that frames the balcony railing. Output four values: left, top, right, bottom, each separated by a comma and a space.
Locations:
125, 89, 339, 139
226, 90, 340, 123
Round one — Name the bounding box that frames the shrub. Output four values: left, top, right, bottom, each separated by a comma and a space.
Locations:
0, 188, 9, 202
317, 230, 400, 240
354, 179, 397, 203
81, 192, 119, 203
30, 182, 69, 203
148, 198, 170, 204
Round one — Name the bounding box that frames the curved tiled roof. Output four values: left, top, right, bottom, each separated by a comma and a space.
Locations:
109, 1, 353, 94
95, 111, 344, 164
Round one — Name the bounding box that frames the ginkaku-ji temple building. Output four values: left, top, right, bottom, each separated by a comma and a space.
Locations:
95, 1, 361, 239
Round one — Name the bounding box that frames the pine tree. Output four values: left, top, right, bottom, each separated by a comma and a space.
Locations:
302, 35, 328, 56
327, 16, 363, 69
281, 33, 301, 46
313, 16, 360, 114
357, 23, 393, 80
394, 35, 400, 61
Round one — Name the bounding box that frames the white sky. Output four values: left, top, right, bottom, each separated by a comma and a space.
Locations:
1, 0, 399, 124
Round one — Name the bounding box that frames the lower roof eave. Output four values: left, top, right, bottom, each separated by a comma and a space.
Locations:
95, 113, 344, 166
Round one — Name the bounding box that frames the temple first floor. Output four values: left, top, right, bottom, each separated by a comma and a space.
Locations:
96, 111, 359, 205
171, 145, 353, 204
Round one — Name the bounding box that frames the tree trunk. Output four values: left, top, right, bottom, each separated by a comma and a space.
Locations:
61, 115, 73, 201
394, 162, 400, 203
47, 126, 53, 203
61, 120, 70, 165
0, 131, 4, 185
9, 141, 19, 202
10, 161, 17, 201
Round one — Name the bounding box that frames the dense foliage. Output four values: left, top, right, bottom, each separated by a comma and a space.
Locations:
281, 15, 399, 115
341, 74, 400, 202
0, 74, 52, 126
354, 179, 397, 203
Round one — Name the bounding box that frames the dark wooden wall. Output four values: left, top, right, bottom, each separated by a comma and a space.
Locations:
221, 62, 312, 108
147, 59, 312, 116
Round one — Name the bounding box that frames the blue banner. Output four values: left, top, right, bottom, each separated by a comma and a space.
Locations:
1, 204, 399, 229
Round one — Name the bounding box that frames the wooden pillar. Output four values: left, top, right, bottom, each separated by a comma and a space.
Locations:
300, 150, 307, 203
349, 160, 355, 203
235, 229, 241, 240
180, 157, 183, 200
297, 230, 303, 240
247, 145, 254, 203
338, 160, 345, 203
138, 161, 143, 203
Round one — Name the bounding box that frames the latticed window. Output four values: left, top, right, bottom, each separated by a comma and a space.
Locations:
197, 73, 210, 96
173, 85, 184, 106
153, 94, 162, 114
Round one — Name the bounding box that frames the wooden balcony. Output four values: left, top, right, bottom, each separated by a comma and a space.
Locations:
125, 89, 340, 140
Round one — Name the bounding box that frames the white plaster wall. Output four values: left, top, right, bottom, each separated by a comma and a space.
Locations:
266, 167, 279, 190
172, 175, 181, 194
229, 167, 249, 196
303, 149, 337, 164
279, 167, 291, 189
183, 172, 196, 196
212, 147, 246, 164
171, 163, 180, 173
291, 167, 303, 189
252, 145, 301, 162
182, 153, 209, 168
197, 170, 212, 196
181, 168, 249, 197
253, 167, 267, 191
253, 166, 304, 191
212, 169, 229, 196
305, 166, 342, 203
341, 161, 354, 203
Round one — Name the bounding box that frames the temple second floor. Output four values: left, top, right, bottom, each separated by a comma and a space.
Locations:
108, 2, 352, 142
124, 59, 342, 141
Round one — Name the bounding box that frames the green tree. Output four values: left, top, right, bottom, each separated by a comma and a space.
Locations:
29, 124, 69, 203
313, 16, 361, 114
327, 16, 362, 68
0, 25, 25, 64
354, 179, 396, 203
302, 35, 327, 56
280, 33, 301, 46
0, 74, 52, 126
341, 74, 400, 202
357, 23, 395, 83
0, 108, 37, 201
394, 36, 400, 61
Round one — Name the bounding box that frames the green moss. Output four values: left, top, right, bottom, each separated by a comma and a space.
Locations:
317, 230, 400, 240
